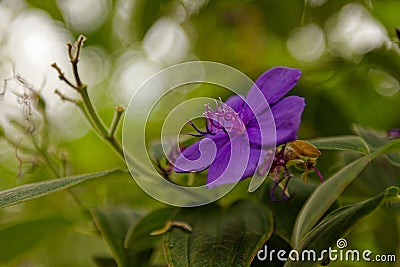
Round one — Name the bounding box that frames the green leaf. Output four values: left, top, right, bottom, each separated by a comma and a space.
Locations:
0, 218, 70, 264
132, 0, 175, 39
353, 125, 389, 150
284, 187, 400, 267
163, 200, 273, 267
91, 207, 150, 267
124, 207, 178, 252
292, 138, 400, 247
291, 154, 372, 247
307, 135, 369, 154
353, 124, 400, 166
0, 169, 125, 208
261, 178, 340, 243
93, 257, 118, 267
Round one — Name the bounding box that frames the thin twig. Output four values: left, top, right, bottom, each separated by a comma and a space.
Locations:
51, 63, 79, 90
52, 35, 124, 160
54, 89, 80, 104
67, 42, 74, 61
107, 105, 125, 139
79, 87, 124, 157
70, 35, 86, 87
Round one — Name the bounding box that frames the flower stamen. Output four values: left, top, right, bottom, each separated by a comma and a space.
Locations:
185, 120, 216, 137
203, 98, 246, 135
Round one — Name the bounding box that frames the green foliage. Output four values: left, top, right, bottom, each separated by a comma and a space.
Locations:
0, 169, 125, 208
307, 135, 369, 154
91, 207, 150, 267
262, 178, 340, 243
1, 0, 400, 266
0, 218, 71, 265
163, 201, 273, 267
285, 187, 400, 267
124, 207, 178, 252
292, 133, 400, 247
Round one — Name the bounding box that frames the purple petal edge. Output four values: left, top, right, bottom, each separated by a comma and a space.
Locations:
247, 67, 302, 107
271, 96, 305, 145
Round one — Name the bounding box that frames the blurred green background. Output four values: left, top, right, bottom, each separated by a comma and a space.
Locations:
0, 0, 399, 266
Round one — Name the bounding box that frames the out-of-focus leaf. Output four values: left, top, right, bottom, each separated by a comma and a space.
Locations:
285, 187, 400, 267
124, 207, 178, 252
0, 169, 125, 208
93, 257, 118, 267
163, 200, 273, 267
26, 0, 64, 21
91, 207, 150, 267
307, 135, 369, 154
262, 178, 340, 243
131, 0, 175, 39
0, 218, 70, 264
353, 124, 400, 166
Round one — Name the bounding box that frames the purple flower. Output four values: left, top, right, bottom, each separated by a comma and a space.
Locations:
174, 67, 305, 187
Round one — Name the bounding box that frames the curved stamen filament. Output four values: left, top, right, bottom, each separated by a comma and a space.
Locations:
203, 99, 246, 135
185, 120, 216, 137
311, 165, 324, 183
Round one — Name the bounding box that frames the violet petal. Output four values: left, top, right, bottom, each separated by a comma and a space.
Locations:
207, 135, 250, 187
271, 96, 305, 145
246, 67, 301, 108
174, 133, 229, 173
241, 146, 264, 179
246, 106, 276, 149
225, 94, 245, 112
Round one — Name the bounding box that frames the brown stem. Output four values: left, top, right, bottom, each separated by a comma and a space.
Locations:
51, 63, 79, 90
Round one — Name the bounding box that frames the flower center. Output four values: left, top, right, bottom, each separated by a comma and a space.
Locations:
203, 98, 246, 135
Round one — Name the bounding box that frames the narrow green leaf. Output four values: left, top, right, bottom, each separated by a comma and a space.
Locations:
0, 218, 70, 264
386, 153, 400, 167
292, 138, 400, 247
284, 187, 399, 267
353, 124, 400, 166
0, 169, 124, 208
307, 135, 369, 154
91, 207, 149, 267
378, 138, 400, 167
262, 178, 340, 243
353, 125, 388, 150
124, 207, 178, 252
163, 200, 273, 267
291, 154, 371, 247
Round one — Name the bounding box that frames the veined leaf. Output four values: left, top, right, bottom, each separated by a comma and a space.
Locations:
307, 135, 369, 154
0, 169, 125, 208
353, 124, 400, 166
91, 207, 149, 267
163, 201, 273, 267
124, 207, 178, 252
285, 187, 400, 267
291, 155, 371, 247
292, 138, 400, 247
